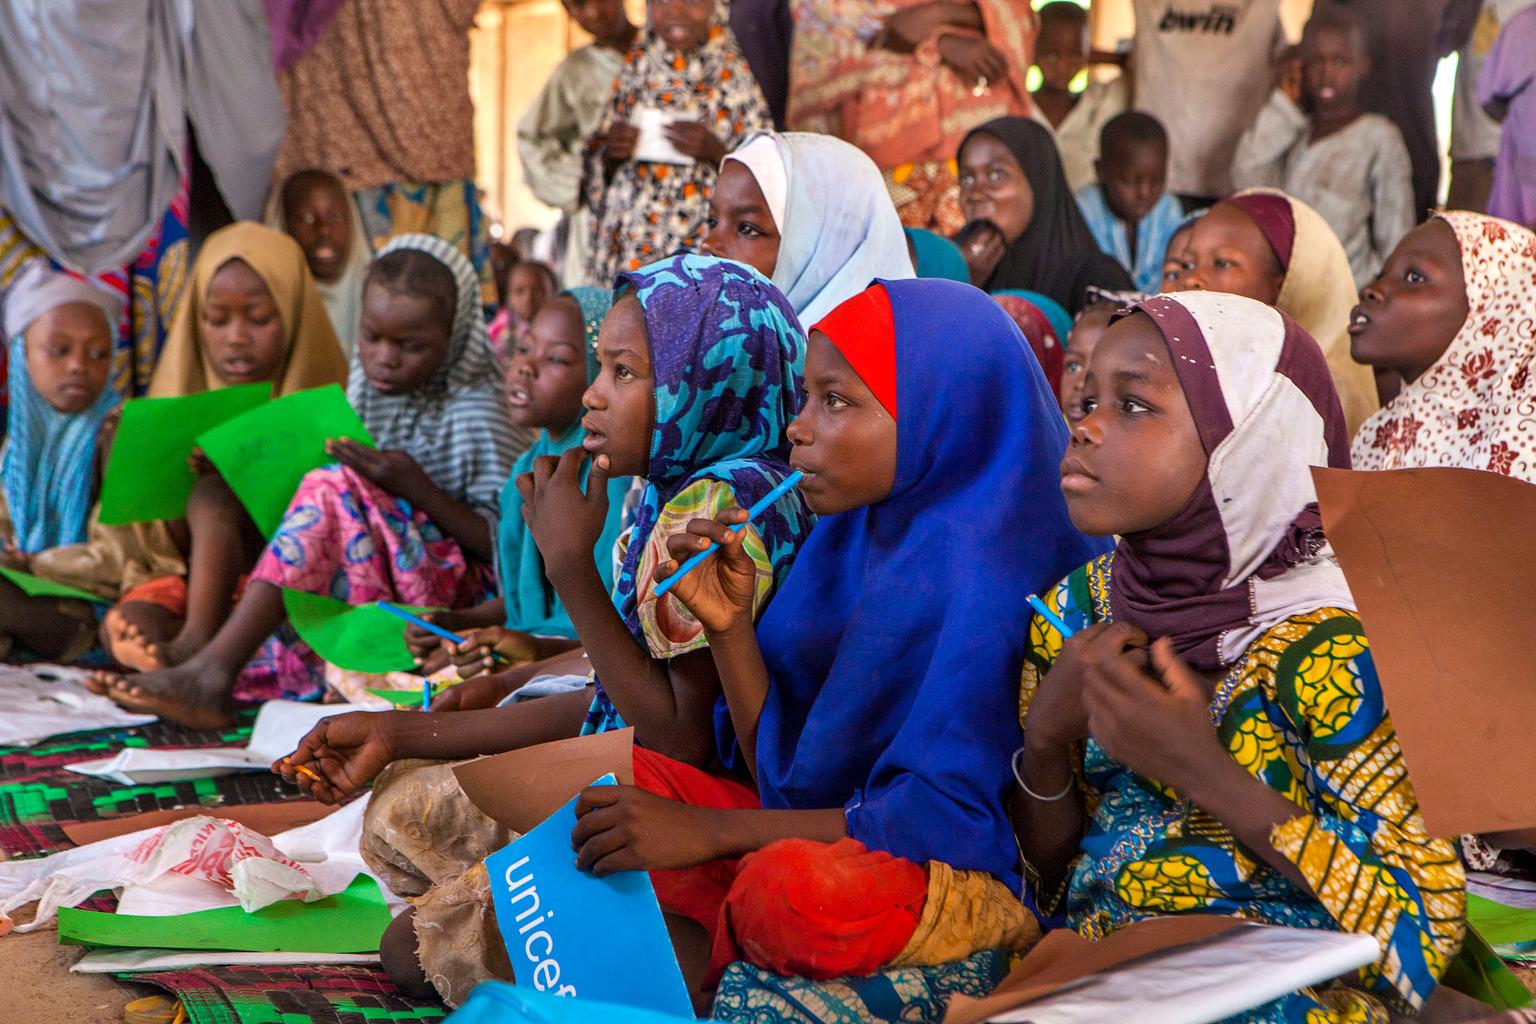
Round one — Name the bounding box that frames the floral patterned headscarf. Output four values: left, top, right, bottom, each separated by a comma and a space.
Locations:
587, 254, 815, 730
1352, 212, 1536, 482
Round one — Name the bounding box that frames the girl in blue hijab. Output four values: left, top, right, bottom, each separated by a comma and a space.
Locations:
0, 264, 125, 659
568, 278, 1107, 997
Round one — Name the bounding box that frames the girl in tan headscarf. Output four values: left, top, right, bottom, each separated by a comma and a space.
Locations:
101, 221, 347, 674
1168, 188, 1380, 438
148, 221, 347, 397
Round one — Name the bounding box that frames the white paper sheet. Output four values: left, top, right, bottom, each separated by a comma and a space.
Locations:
0, 665, 155, 746
633, 107, 693, 165
72, 948, 379, 973
984, 925, 1380, 1024
63, 700, 374, 784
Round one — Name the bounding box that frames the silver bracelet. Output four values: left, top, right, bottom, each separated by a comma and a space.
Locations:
1012, 746, 1074, 802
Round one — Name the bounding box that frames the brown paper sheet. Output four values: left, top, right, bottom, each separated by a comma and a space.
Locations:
1313, 466, 1536, 837
942, 916, 1244, 1024
61, 800, 336, 847
453, 727, 635, 834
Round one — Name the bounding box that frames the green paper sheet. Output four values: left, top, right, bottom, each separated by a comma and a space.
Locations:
96, 383, 272, 524
367, 686, 449, 707
283, 590, 419, 674
0, 567, 105, 603
1468, 893, 1536, 948
57, 874, 389, 953
198, 384, 374, 536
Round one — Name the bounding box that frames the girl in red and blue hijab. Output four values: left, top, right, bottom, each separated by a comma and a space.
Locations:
570, 278, 1106, 1007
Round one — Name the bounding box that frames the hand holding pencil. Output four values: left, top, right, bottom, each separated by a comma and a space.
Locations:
651, 475, 801, 636
271, 710, 399, 804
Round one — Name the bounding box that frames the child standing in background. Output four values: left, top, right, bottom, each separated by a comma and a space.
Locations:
1031, 2, 1128, 194
1234, 9, 1415, 286
1479, 5, 1536, 227
1075, 113, 1184, 294
1129, 0, 1288, 204
584, 0, 770, 281
487, 261, 556, 367
517, 0, 639, 283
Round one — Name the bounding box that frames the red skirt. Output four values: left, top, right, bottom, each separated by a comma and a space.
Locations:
634, 747, 928, 982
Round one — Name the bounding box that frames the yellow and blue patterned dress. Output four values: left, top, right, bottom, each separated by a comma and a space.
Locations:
1021, 555, 1466, 1024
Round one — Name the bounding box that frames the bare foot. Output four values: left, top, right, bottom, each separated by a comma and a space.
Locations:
102, 604, 179, 673
89, 661, 237, 729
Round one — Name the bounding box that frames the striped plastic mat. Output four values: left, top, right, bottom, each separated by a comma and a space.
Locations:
131, 965, 447, 1024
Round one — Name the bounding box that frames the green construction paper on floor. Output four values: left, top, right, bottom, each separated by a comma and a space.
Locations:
97, 383, 272, 525
56, 873, 389, 953
197, 384, 374, 537
1468, 893, 1536, 948
0, 568, 105, 603
283, 590, 419, 674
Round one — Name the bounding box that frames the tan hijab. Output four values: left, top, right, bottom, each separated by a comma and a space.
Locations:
148, 221, 347, 398
1230, 188, 1380, 439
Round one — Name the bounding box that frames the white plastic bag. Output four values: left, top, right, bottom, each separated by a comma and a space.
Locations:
0, 816, 322, 933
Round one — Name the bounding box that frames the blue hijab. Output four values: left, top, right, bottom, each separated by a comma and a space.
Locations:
496, 288, 631, 638
904, 228, 970, 283
585, 255, 816, 733
753, 279, 1108, 887
2, 266, 123, 553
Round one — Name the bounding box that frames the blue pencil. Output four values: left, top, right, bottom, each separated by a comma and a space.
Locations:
1027, 594, 1076, 638
655, 470, 804, 598
378, 601, 509, 666
421, 678, 432, 712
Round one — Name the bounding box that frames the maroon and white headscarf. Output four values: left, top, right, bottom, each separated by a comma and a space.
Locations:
1109, 292, 1356, 669
1352, 211, 1536, 483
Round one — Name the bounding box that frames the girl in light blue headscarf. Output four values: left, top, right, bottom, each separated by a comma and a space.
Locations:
2, 263, 124, 554
0, 263, 125, 657
406, 287, 634, 675
709, 131, 914, 327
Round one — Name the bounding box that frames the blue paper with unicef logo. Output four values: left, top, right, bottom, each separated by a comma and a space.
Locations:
484, 774, 692, 1017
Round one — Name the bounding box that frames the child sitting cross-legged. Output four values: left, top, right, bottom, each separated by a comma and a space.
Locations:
1015, 291, 1465, 1023
0, 265, 136, 659
91, 235, 521, 727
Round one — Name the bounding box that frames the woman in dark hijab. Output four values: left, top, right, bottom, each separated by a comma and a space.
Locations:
956, 116, 1132, 314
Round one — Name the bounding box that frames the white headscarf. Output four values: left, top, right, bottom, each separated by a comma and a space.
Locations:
724, 131, 914, 328
1352, 211, 1536, 483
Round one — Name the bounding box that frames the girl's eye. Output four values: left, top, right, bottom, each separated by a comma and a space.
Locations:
1405, 267, 1426, 284
615, 365, 635, 381
958, 174, 974, 188
1214, 258, 1234, 270
1080, 395, 1098, 414
1064, 359, 1082, 374
825, 392, 850, 409
738, 223, 762, 238
1120, 396, 1151, 414
988, 169, 1006, 183
705, 215, 718, 229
